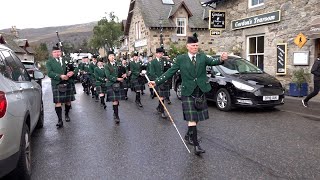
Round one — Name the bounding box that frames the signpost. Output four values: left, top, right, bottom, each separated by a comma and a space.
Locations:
294, 32, 307, 49
209, 10, 226, 30
276, 43, 287, 75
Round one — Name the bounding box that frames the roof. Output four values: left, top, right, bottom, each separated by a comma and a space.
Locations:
14, 39, 29, 47
0, 33, 27, 54
124, 0, 211, 35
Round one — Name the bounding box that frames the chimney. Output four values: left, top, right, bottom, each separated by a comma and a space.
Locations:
11, 26, 19, 38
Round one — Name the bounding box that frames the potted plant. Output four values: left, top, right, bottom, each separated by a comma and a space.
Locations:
289, 68, 310, 97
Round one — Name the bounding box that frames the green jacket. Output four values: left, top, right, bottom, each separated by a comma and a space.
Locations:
94, 67, 106, 86
155, 53, 222, 96
129, 60, 143, 80
149, 58, 164, 80
46, 57, 76, 86
104, 63, 119, 87
79, 62, 90, 73
89, 62, 98, 79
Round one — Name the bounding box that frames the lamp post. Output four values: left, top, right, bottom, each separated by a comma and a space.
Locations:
159, 17, 164, 49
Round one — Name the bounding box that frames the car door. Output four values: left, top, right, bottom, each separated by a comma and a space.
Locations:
1, 50, 39, 129
206, 66, 223, 100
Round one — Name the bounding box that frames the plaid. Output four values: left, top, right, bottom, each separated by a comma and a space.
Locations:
106, 84, 126, 102
52, 83, 75, 103
154, 83, 171, 97
71, 83, 77, 94
96, 85, 107, 94
181, 95, 209, 122
130, 79, 144, 92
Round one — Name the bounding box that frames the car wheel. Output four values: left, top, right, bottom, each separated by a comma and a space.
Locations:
36, 101, 44, 129
14, 123, 31, 180
176, 82, 182, 100
216, 88, 232, 111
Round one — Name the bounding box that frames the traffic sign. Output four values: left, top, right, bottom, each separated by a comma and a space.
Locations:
294, 32, 307, 48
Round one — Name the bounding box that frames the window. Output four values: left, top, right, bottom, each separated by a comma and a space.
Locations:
249, 0, 264, 8
176, 18, 186, 36
135, 22, 141, 40
1, 50, 29, 82
247, 35, 264, 70
162, 0, 174, 5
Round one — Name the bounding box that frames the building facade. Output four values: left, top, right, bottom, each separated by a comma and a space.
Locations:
124, 0, 320, 89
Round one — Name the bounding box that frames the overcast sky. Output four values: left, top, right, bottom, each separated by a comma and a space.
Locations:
0, 0, 131, 30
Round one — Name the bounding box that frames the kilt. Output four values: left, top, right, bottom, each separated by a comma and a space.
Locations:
52, 83, 75, 103
130, 79, 144, 92
96, 85, 107, 94
181, 95, 209, 122
155, 83, 171, 97
106, 85, 126, 102
71, 83, 77, 94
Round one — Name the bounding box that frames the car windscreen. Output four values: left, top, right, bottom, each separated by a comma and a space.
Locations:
220, 58, 263, 74
22, 62, 35, 69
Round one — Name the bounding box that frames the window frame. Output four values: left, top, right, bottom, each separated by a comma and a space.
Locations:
176, 18, 187, 36
135, 21, 141, 40
246, 35, 265, 70
248, 0, 264, 8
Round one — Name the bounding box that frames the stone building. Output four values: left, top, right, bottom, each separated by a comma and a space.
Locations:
123, 0, 320, 89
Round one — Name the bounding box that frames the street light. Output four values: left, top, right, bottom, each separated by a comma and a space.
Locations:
159, 17, 164, 49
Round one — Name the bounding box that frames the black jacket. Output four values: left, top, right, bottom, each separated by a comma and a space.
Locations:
311, 58, 320, 81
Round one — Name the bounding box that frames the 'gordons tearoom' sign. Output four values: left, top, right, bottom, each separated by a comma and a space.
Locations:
231, 10, 281, 30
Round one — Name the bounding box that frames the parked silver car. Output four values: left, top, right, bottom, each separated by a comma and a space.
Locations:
0, 44, 45, 179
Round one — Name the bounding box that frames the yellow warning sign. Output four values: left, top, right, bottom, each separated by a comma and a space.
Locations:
294, 32, 307, 48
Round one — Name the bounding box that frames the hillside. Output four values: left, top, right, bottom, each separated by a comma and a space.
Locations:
0, 22, 97, 48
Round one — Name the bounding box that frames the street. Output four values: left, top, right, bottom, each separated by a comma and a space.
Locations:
29, 77, 320, 179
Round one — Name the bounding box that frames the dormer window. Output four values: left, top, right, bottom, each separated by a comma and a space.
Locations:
176, 18, 186, 36
249, 0, 264, 8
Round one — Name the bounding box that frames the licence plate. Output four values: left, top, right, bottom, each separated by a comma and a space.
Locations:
263, 95, 279, 101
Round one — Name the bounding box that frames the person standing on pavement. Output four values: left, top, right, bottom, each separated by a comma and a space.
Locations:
46, 46, 76, 128
94, 58, 107, 109
149, 48, 169, 119
148, 33, 228, 155
105, 51, 127, 124
302, 54, 320, 107
129, 52, 144, 107
89, 55, 99, 101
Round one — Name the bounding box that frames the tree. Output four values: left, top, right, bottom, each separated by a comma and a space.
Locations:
90, 12, 123, 54
33, 43, 49, 63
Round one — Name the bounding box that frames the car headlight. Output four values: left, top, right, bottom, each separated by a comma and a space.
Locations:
232, 80, 254, 91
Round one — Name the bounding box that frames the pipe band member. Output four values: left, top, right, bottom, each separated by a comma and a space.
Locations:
105, 51, 127, 124
94, 58, 107, 109
148, 33, 228, 155
129, 52, 144, 107
46, 46, 77, 128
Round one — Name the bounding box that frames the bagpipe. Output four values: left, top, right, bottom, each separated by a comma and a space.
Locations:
56, 31, 75, 74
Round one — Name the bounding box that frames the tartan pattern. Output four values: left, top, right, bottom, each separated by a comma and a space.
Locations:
155, 84, 171, 97
106, 85, 126, 102
52, 83, 75, 103
96, 85, 107, 94
130, 79, 144, 91
181, 95, 209, 122
71, 83, 77, 94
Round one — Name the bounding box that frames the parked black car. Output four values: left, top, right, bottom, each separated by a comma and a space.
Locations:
173, 55, 285, 111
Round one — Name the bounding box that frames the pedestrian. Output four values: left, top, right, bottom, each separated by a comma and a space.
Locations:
105, 51, 127, 124
120, 58, 129, 100
129, 52, 145, 107
78, 56, 91, 94
149, 47, 169, 118
94, 58, 107, 109
302, 54, 320, 107
46, 46, 77, 128
89, 55, 98, 100
148, 33, 228, 155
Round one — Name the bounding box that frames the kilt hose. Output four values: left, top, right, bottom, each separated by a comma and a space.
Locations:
96, 85, 107, 94
181, 95, 209, 122
130, 79, 144, 92
52, 83, 75, 103
106, 85, 127, 102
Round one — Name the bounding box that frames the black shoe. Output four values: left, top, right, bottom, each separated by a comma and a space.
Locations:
56, 120, 63, 128
302, 99, 308, 107
92, 95, 95, 98
65, 115, 70, 122
166, 98, 171, 104
114, 116, 120, 124
141, 91, 145, 95
136, 100, 143, 107
125, 96, 128, 100
161, 112, 167, 119
104, 105, 107, 109
194, 145, 205, 155
156, 107, 161, 114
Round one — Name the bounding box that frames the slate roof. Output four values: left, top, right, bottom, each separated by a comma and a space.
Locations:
0, 33, 26, 54
124, 0, 211, 35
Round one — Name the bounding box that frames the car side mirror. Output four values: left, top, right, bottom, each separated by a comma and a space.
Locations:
33, 70, 45, 80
